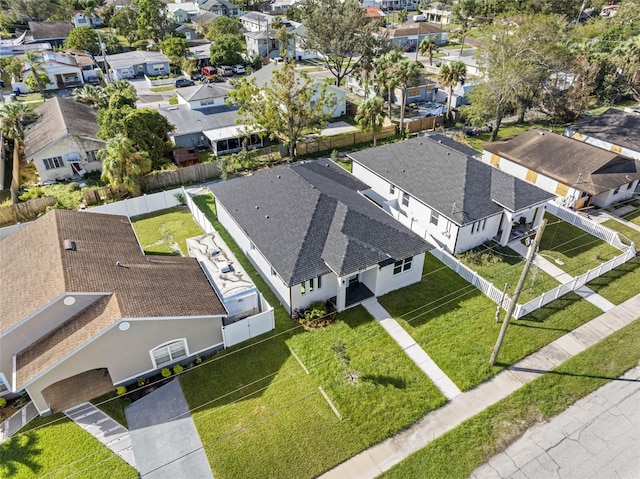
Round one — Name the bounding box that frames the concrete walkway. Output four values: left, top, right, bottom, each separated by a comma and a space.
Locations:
362, 298, 462, 400
508, 240, 616, 312
125, 379, 213, 479
64, 402, 136, 469
590, 208, 640, 233
0, 402, 38, 443
320, 294, 639, 479
469, 365, 640, 479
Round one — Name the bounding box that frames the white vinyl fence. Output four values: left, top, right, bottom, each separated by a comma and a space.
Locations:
431, 205, 636, 319
86, 188, 184, 217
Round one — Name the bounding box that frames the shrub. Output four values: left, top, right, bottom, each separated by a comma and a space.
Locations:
174, 192, 185, 205
68, 182, 80, 192
194, 355, 202, 364
116, 386, 127, 396
0, 397, 7, 408
305, 301, 328, 320
173, 364, 184, 374
161, 367, 172, 378
168, 94, 178, 105
330, 149, 338, 162
137, 377, 146, 387
19, 187, 46, 201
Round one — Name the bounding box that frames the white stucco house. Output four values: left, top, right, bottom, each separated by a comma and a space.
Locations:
349, 135, 554, 254
209, 161, 432, 314
14, 50, 98, 93
565, 108, 640, 161
24, 97, 105, 182
482, 129, 640, 210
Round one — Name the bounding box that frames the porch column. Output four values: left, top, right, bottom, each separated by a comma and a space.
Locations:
336, 275, 347, 312
532, 205, 544, 227
499, 211, 515, 245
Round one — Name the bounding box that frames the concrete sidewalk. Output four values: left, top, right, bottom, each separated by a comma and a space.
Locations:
320, 294, 640, 479
362, 298, 461, 400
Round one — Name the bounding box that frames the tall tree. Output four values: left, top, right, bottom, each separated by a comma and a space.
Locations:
66, 26, 100, 55
112, 6, 139, 44
209, 34, 245, 66
395, 59, 423, 131
5, 0, 66, 21
439, 60, 466, 122
0, 103, 36, 204
24, 51, 48, 96
418, 36, 438, 65
160, 36, 189, 65
397, 9, 408, 25
300, 0, 387, 86
98, 135, 152, 196
375, 49, 403, 120
355, 96, 386, 147
135, 0, 168, 43
228, 60, 332, 158
451, 0, 484, 55
73, 85, 108, 108
77, 0, 101, 27
205, 16, 241, 39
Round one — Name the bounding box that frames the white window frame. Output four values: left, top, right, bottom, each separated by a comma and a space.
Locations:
316, 275, 322, 289
613, 186, 620, 195
0, 372, 10, 396
402, 192, 410, 207
152, 63, 166, 72
43, 156, 64, 170
430, 211, 439, 226
393, 257, 413, 275
389, 184, 395, 195
85, 150, 99, 162
150, 338, 189, 368
301, 282, 306, 295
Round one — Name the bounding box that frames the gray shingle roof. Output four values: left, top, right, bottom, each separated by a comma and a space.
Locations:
24, 97, 103, 159
349, 135, 554, 226
105, 50, 169, 70
28, 21, 73, 40
483, 129, 640, 196
209, 161, 431, 285
178, 82, 231, 102
157, 104, 240, 136
569, 109, 640, 153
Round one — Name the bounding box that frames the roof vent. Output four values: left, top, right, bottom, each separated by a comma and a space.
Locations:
447, 152, 450, 155
438, 140, 442, 143
115, 261, 126, 268
255, 205, 259, 209
210, 248, 219, 256
219, 261, 233, 273
265, 215, 269, 219
63, 239, 76, 251
277, 175, 281, 178
539, 131, 544, 135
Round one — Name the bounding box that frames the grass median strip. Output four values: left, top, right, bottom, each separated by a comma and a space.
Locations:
380, 318, 640, 479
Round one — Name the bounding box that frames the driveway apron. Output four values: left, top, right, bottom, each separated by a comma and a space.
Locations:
125, 379, 213, 479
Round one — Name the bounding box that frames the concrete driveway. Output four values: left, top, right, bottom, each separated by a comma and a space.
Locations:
125, 379, 213, 479
469, 365, 640, 479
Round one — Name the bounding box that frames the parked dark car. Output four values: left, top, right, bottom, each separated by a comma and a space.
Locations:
175, 78, 195, 88
190, 71, 204, 81
403, 43, 416, 52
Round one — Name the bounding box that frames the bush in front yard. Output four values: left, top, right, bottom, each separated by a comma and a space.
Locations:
293, 301, 337, 329
161, 368, 172, 378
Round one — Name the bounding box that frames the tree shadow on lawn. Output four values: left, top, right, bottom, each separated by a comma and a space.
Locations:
0, 432, 42, 478
361, 374, 407, 389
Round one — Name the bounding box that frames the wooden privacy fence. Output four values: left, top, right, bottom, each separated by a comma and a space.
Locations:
403, 116, 441, 133
140, 161, 221, 193
0, 197, 57, 227
296, 124, 397, 156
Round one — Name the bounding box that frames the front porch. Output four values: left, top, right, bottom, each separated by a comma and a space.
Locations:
495, 205, 547, 245
39, 369, 114, 414
330, 281, 375, 310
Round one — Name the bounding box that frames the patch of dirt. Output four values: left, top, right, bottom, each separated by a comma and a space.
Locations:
0, 407, 20, 421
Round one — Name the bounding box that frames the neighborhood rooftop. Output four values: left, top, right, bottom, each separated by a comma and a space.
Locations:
209, 161, 432, 286
381, 22, 445, 38
27, 21, 73, 40
24, 97, 100, 159
569, 108, 640, 152
178, 82, 232, 102
349, 135, 554, 226
157, 104, 240, 136
105, 50, 169, 70
1, 209, 227, 334
483, 129, 640, 196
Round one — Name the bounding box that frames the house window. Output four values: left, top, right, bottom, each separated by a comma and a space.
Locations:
309, 277, 314, 291
86, 150, 100, 162
613, 186, 620, 195
628, 182, 634, 190
316, 275, 322, 289
471, 218, 487, 234
430, 211, 439, 226
152, 63, 166, 72
200, 99, 216, 106
301, 282, 306, 295
402, 192, 410, 207
389, 184, 395, 195
393, 257, 413, 275
43, 156, 64, 170
151, 339, 188, 368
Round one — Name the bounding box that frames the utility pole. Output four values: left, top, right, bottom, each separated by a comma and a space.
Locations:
489, 219, 547, 366
495, 283, 508, 323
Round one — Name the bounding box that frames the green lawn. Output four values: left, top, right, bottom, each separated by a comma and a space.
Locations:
149, 85, 176, 92
457, 243, 559, 303
379, 254, 601, 391
335, 159, 352, 172
587, 258, 640, 305
15, 92, 44, 102
538, 213, 620, 277
380, 318, 640, 479
464, 121, 566, 152
613, 202, 640, 226
1, 414, 137, 479
183, 193, 446, 479
131, 206, 203, 256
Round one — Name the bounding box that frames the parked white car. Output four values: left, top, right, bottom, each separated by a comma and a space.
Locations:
219, 65, 234, 76
413, 14, 426, 22
233, 64, 246, 74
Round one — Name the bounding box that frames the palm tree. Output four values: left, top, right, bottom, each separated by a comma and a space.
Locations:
24, 51, 48, 96
439, 60, 466, 122
355, 97, 386, 147
418, 36, 438, 65
395, 59, 423, 131
73, 85, 108, 108
98, 135, 152, 196
375, 49, 403, 121
0, 103, 36, 204
398, 9, 408, 25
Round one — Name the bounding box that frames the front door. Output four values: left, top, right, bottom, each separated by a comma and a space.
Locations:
348, 274, 359, 287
